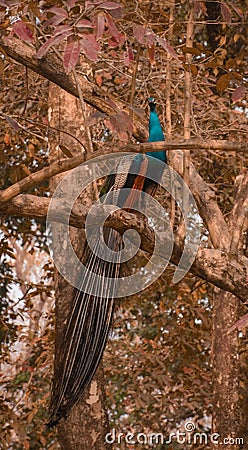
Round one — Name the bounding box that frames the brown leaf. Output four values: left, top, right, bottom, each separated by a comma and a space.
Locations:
232, 86, 246, 103
181, 46, 201, 56
216, 73, 231, 92
12, 20, 34, 43
147, 43, 155, 65
231, 4, 244, 20
63, 39, 80, 73
59, 145, 74, 158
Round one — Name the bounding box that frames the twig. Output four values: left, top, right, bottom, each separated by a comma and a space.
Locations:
129, 44, 141, 118
183, 3, 194, 179
1, 114, 47, 142
166, 1, 176, 228
177, 3, 194, 244
72, 68, 98, 199
4, 114, 86, 148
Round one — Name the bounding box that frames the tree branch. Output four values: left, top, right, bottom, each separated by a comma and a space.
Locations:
0, 36, 147, 141
228, 169, 248, 254
1, 193, 247, 302
0, 153, 86, 204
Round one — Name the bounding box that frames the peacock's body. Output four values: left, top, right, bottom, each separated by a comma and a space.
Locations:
48, 98, 167, 427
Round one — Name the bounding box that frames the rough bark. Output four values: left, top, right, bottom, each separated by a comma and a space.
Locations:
48, 84, 111, 450
212, 291, 242, 450
211, 170, 248, 450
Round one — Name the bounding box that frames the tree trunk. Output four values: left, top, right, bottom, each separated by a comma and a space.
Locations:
48, 84, 111, 449
212, 290, 243, 449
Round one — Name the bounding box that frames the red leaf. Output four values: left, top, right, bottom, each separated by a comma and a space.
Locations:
85, 0, 103, 12
3, 114, 21, 131
105, 14, 122, 42
80, 35, 99, 61
145, 29, 155, 47
95, 74, 102, 86
96, 12, 105, 41
194, 1, 207, 16
123, 47, 134, 66
12, 20, 34, 43
43, 15, 66, 27
36, 32, 72, 58
99, 1, 122, 10
133, 25, 145, 44
99, 2, 122, 17
107, 36, 124, 48
156, 36, 181, 62
232, 86, 246, 103
63, 39, 80, 73
75, 19, 94, 28
53, 25, 73, 36
67, 0, 76, 9
231, 4, 244, 20
221, 2, 232, 24
48, 6, 68, 17
85, 111, 106, 126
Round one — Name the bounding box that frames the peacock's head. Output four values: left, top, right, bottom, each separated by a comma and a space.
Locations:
148, 97, 156, 111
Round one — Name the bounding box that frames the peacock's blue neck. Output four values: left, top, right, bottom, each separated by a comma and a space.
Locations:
146, 110, 167, 163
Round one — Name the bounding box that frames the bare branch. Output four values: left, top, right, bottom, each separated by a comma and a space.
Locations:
116, 140, 247, 152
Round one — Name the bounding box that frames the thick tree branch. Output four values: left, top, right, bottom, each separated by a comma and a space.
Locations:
0, 140, 245, 205
0, 153, 87, 204
1, 193, 247, 302
0, 36, 147, 141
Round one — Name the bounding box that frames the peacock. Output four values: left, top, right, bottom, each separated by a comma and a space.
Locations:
48, 97, 167, 427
